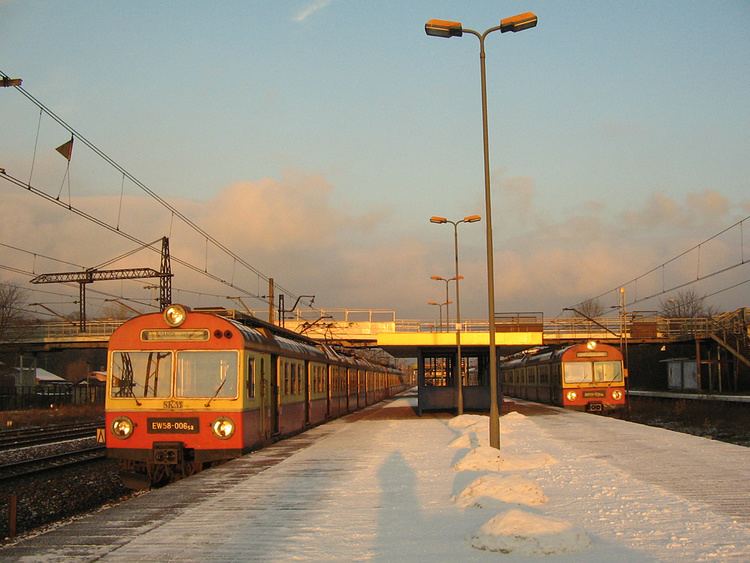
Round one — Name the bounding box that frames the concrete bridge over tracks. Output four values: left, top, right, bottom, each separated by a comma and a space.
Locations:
2, 307, 748, 358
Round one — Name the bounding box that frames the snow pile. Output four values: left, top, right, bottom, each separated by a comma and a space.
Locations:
448, 429, 514, 449
448, 414, 518, 449
446, 414, 487, 430
454, 474, 548, 508
453, 446, 558, 472
448, 432, 477, 449
471, 509, 592, 555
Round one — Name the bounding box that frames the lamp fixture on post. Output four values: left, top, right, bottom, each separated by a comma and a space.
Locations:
425, 12, 538, 448
430, 275, 463, 331
427, 299, 452, 332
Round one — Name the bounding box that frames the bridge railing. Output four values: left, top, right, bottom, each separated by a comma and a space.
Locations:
395, 312, 545, 334
3, 320, 124, 341
287, 308, 397, 323
2, 309, 744, 345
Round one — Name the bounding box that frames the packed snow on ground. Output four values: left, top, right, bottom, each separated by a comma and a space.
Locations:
454, 474, 548, 508
471, 509, 592, 555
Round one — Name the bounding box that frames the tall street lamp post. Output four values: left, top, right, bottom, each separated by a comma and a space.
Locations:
427, 299, 452, 332
430, 215, 481, 414
425, 12, 538, 448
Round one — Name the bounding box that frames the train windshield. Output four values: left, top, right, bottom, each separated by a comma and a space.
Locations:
175, 351, 238, 398
594, 361, 623, 382
563, 362, 593, 383
110, 351, 172, 398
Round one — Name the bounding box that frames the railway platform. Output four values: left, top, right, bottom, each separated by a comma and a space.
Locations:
1, 393, 749, 561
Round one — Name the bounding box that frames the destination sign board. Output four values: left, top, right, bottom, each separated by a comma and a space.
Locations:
141, 329, 209, 342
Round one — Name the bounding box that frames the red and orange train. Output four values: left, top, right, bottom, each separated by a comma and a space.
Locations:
501, 341, 626, 412
105, 305, 410, 486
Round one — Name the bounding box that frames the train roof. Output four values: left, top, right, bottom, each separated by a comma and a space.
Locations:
224, 318, 326, 359
501, 342, 622, 366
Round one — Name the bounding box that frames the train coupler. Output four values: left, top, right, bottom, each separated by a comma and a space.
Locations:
152, 442, 184, 465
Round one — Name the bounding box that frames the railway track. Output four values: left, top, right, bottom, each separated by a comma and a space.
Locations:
0, 445, 106, 482
0, 420, 103, 449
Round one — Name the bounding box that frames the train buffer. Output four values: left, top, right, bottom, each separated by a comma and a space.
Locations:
1, 394, 749, 560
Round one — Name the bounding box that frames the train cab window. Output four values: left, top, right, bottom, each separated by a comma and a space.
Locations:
176, 351, 238, 398
563, 362, 593, 384
247, 358, 255, 399
594, 361, 623, 382
110, 351, 172, 398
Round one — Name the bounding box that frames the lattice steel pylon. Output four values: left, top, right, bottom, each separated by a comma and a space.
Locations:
30, 237, 173, 331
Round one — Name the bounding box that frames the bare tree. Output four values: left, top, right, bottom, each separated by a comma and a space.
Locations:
0, 283, 27, 340
576, 298, 605, 319
99, 301, 139, 320
659, 289, 718, 318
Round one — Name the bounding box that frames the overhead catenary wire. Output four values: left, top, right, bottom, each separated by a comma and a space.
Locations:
573, 214, 750, 310
0, 169, 259, 300
0, 69, 301, 306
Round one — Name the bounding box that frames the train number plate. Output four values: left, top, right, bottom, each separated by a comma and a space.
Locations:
147, 417, 200, 434
583, 391, 605, 398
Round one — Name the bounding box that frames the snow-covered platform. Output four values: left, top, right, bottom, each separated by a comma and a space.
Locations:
2, 394, 749, 561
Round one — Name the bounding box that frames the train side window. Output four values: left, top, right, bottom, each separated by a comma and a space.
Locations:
539, 366, 549, 385
284, 362, 290, 395
247, 358, 255, 399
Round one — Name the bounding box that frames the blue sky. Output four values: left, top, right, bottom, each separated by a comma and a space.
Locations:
1, 1, 749, 320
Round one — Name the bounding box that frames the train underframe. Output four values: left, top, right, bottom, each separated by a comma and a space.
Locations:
110, 444, 243, 489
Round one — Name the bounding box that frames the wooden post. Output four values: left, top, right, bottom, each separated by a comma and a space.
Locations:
8, 494, 17, 537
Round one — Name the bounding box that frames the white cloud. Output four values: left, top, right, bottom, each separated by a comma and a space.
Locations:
1, 173, 747, 320
293, 0, 332, 23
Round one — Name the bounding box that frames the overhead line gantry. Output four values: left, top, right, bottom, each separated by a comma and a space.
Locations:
30, 237, 172, 331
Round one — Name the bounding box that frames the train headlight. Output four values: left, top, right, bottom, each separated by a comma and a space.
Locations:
111, 416, 134, 440
211, 417, 235, 439
566, 391, 577, 401
163, 304, 188, 327
612, 389, 623, 401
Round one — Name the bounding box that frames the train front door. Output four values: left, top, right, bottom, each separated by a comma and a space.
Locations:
270, 355, 280, 435
259, 356, 272, 441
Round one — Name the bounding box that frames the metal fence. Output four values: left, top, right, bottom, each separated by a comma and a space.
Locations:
0, 385, 105, 411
